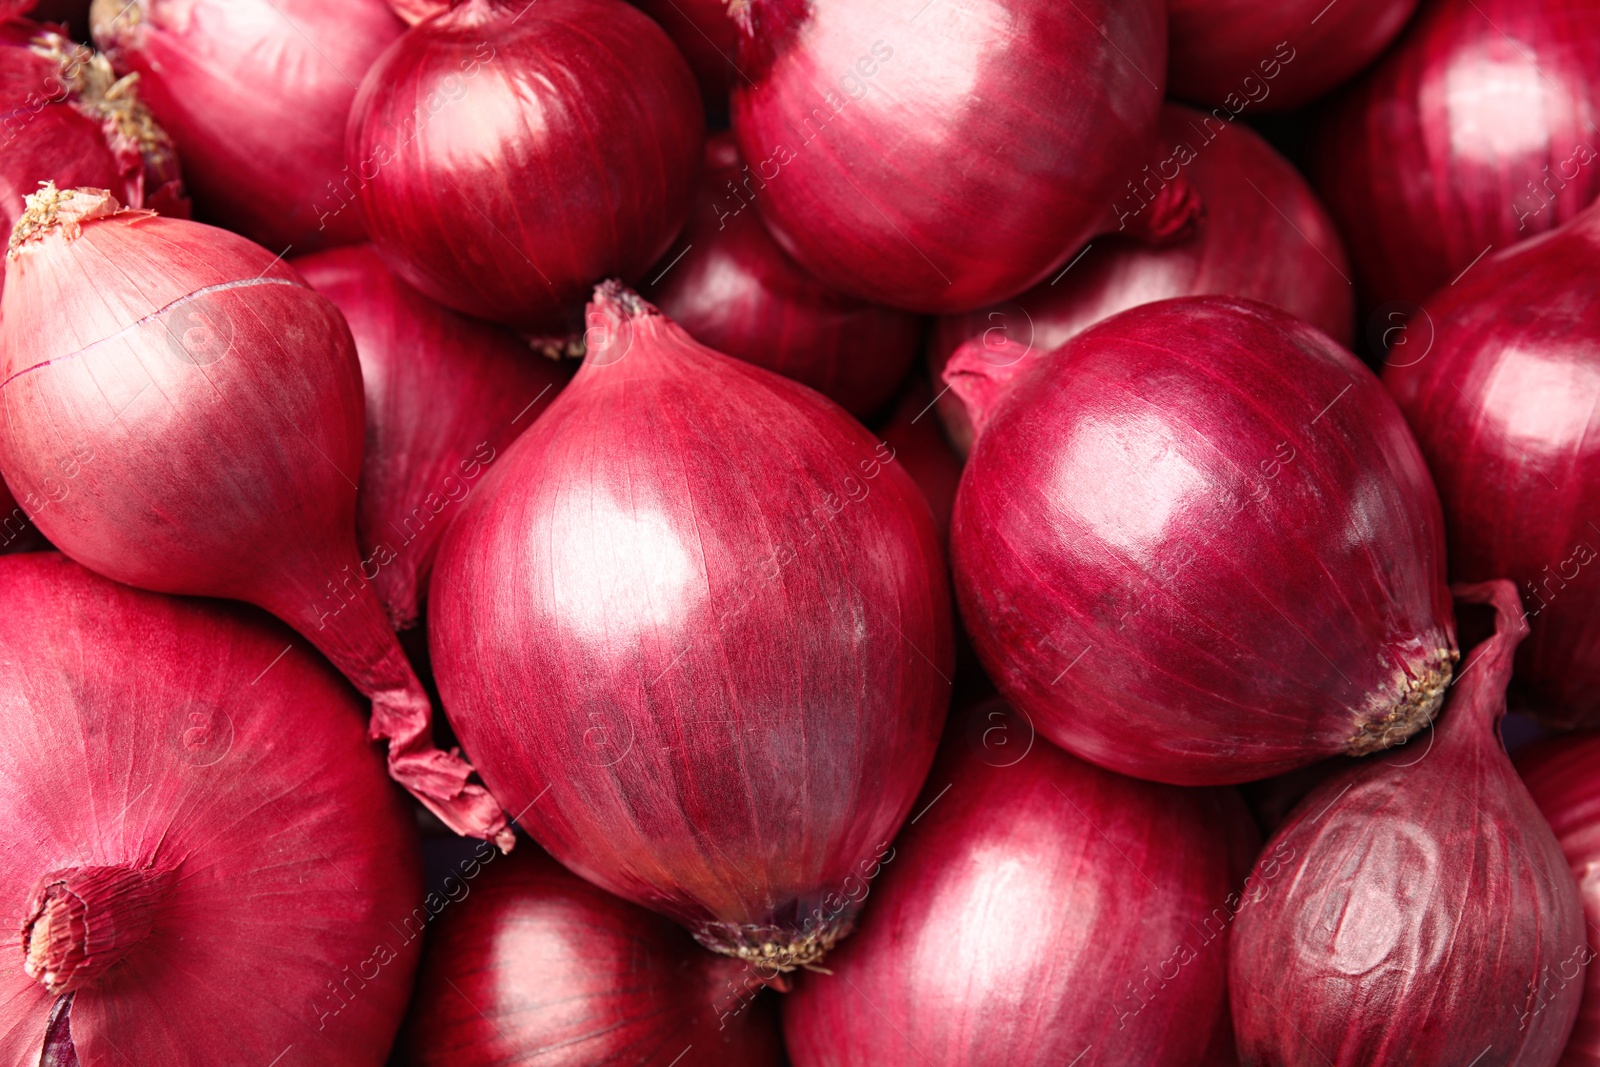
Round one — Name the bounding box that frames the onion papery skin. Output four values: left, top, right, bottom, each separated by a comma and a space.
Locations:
295, 244, 571, 632
1167, 0, 1420, 112
728, 0, 1167, 313
1313, 0, 1600, 308
0, 553, 422, 1067
347, 0, 704, 331
400, 847, 784, 1066
648, 133, 921, 418
927, 103, 1353, 455
783, 699, 1258, 1066
949, 296, 1456, 785
0, 186, 510, 848
1230, 581, 1586, 1065
1385, 203, 1600, 728
90, 0, 401, 252
430, 282, 952, 970
631, 0, 741, 101
878, 377, 961, 545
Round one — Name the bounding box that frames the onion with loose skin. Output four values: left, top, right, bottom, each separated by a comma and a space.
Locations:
1313, 0, 1600, 308
347, 0, 704, 331
1231, 581, 1586, 1064
927, 103, 1353, 455
430, 282, 952, 971
648, 133, 922, 418
90, 0, 402, 252
631, 0, 741, 101
0, 553, 423, 1067
400, 847, 785, 1066
1385, 202, 1600, 728
0, 185, 510, 848
949, 296, 1456, 785
783, 699, 1259, 1066
294, 244, 571, 632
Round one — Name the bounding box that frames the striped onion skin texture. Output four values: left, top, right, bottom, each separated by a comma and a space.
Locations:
347, 0, 704, 331
949, 296, 1455, 785
1385, 203, 1600, 728
1313, 0, 1600, 308
1230, 581, 1586, 1066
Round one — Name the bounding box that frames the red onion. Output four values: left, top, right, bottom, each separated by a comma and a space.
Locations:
878, 377, 961, 545
927, 103, 1353, 455
783, 698, 1259, 1065
632, 0, 741, 101
1385, 202, 1600, 728
0, 553, 422, 1066
294, 244, 571, 632
728, 0, 1173, 313
1167, 0, 1420, 111
648, 133, 921, 418
1313, 0, 1600, 307
1231, 580, 1586, 1063
0, 186, 510, 848
949, 296, 1456, 785
430, 282, 951, 969
399, 847, 785, 1065
347, 0, 704, 331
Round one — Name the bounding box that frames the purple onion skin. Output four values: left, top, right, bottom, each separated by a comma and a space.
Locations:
949, 296, 1456, 786
1231, 581, 1586, 1066
783, 699, 1259, 1066
1386, 204, 1600, 728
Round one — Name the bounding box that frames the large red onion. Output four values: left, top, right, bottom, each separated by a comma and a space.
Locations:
927, 103, 1353, 455
0, 186, 510, 847
1231, 581, 1586, 1063
728, 0, 1172, 313
784, 699, 1258, 1065
347, 0, 704, 330
400, 847, 784, 1065
90, 0, 401, 252
949, 296, 1456, 785
631, 0, 741, 101
1385, 202, 1600, 728
1313, 0, 1600, 307
648, 133, 921, 418
0, 553, 422, 1067
430, 282, 952, 969
294, 244, 571, 632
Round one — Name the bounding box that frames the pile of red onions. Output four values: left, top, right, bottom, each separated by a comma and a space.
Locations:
950, 296, 1456, 784
0, 185, 508, 846
0, 553, 423, 1066
1386, 201, 1600, 727
1231, 581, 1586, 1062
430, 283, 951, 970
90, 0, 402, 250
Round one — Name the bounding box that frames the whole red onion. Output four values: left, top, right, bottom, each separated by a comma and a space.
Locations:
878, 377, 961, 544
430, 282, 952, 969
1167, 0, 1420, 111
632, 0, 741, 100
927, 103, 1353, 455
784, 699, 1259, 1065
400, 847, 784, 1066
294, 244, 571, 632
90, 0, 401, 252
728, 0, 1172, 313
648, 133, 921, 418
1385, 202, 1600, 728
1313, 0, 1600, 307
1231, 581, 1586, 1063
0, 186, 509, 848
949, 296, 1456, 785
0, 553, 422, 1067
347, 0, 704, 330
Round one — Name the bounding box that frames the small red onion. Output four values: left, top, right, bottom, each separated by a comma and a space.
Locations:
648, 133, 921, 418
347, 0, 704, 330
949, 296, 1456, 784
430, 282, 951, 970
877, 377, 961, 544
0, 553, 422, 1066
294, 244, 571, 632
1231, 580, 1586, 1063
631, 0, 740, 101
784, 699, 1259, 1065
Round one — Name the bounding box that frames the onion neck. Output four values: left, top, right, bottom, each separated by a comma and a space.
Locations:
941, 336, 1037, 441
1115, 174, 1204, 246
1442, 580, 1530, 737
22, 865, 175, 995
